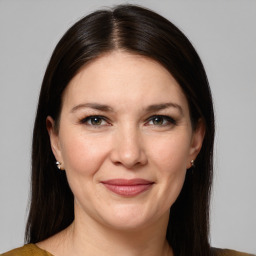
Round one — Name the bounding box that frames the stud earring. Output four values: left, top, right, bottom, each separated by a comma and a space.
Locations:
190, 160, 195, 168
56, 161, 61, 170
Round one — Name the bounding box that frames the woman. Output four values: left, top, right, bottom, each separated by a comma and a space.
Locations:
2, 4, 254, 256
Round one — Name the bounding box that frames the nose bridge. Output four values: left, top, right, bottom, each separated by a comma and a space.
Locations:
111, 122, 147, 168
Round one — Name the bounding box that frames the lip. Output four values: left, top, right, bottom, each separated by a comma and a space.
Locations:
101, 179, 154, 197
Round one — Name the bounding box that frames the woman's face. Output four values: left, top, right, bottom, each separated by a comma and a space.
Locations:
48, 51, 204, 231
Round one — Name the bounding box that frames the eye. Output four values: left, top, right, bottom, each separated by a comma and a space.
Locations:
146, 115, 176, 126
80, 116, 109, 126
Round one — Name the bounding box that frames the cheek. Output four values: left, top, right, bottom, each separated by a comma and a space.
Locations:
150, 132, 191, 173
149, 133, 191, 206
59, 131, 110, 176
59, 132, 112, 208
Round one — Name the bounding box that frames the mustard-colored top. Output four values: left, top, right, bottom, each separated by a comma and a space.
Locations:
1, 244, 255, 256
211, 247, 255, 256
1, 244, 53, 256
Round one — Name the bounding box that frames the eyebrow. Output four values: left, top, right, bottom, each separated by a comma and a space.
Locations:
70, 102, 183, 115
71, 103, 114, 113
145, 103, 183, 115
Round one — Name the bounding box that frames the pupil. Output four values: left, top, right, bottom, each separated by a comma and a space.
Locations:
91, 117, 102, 125
153, 117, 163, 125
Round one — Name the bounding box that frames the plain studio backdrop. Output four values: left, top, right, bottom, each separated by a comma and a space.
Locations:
0, 0, 255, 254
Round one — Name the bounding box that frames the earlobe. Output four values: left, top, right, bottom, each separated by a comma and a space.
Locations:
46, 116, 63, 167
187, 119, 205, 168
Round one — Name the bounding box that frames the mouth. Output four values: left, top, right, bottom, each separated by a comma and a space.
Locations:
101, 179, 154, 197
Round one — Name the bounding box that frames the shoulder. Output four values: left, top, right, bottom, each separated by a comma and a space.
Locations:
212, 247, 255, 256
1, 244, 54, 256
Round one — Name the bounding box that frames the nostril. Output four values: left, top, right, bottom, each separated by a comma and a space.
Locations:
113, 161, 123, 166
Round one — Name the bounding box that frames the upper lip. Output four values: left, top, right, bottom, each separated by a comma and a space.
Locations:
101, 179, 154, 185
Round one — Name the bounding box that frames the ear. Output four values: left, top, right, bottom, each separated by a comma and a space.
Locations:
46, 116, 64, 169
187, 119, 206, 169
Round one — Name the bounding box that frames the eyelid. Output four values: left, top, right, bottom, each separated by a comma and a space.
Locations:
145, 115, 177, 126
79, 115, 111, 126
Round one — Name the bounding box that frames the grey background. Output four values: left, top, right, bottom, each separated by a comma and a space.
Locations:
0, 0, 255, 254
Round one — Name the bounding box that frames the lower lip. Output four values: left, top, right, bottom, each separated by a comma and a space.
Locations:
102, 183, 153, 196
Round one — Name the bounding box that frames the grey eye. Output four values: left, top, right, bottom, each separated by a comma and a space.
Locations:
89, 117, 103, 125
80, 116, 108, 126
152, 116, 165, 125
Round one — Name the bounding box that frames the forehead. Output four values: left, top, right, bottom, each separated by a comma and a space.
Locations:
62, 51, 189, 113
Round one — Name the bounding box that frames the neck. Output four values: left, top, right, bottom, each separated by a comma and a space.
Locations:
64, 204, 173, 256
38, 202, 174, 256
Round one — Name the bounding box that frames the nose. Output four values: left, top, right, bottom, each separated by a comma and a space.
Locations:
110, 125, 148, 169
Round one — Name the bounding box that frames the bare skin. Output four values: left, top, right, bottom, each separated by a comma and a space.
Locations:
37, 51, 205, 256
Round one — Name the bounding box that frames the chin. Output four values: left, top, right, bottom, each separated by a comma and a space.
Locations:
104, 217, 151, 232
98, 204, 164, 232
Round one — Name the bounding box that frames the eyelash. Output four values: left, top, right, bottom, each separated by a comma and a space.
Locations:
146, 115, 177, 126
79, 115, 177, 127
79, 115, 110, 127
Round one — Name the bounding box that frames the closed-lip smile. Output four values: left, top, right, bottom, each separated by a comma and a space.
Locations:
101, 179, 154, 196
